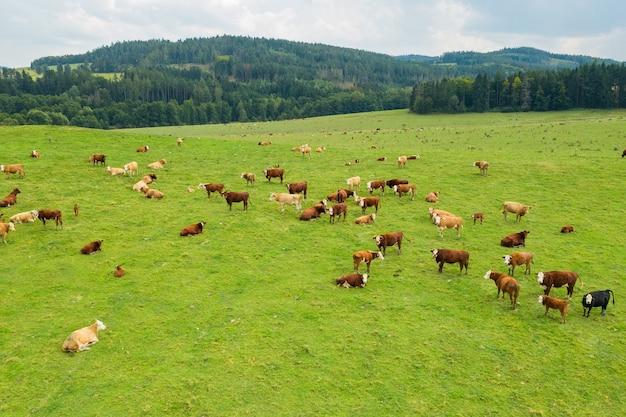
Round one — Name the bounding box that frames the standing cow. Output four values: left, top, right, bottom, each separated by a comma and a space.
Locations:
582, 290, 615, 317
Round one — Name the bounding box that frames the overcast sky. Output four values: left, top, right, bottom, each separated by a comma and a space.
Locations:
1, 0, 624, 68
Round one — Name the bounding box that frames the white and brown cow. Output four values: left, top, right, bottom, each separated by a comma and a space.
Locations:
393, 184, 416, 200
502, 252, 534, 276
374, 232, 409, 256
352, 250, 384, 273
336, 273, 368, 288
484, 270, 519, 309
356, 196, 380, 215
329, 202, 348, 223
434, 214, 463, 238
537, 271, 582, 298
354, 213, 376, 225
366, 180, 385, 196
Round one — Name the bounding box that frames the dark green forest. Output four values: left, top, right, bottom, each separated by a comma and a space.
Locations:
0, 36, 624, 128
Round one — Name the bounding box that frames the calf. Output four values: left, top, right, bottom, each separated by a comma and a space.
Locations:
89, 154, 106, 166
0, 222, 15, 243
502, 252, 534, 276
0, 164, 25, 179
62, 320, 107, 352
393, 184, 416, 200
471, 212, 484, 225
241, 172, 256, 187
538, 295, 569, 323
352, 250, 384, 273
431, 248, 469, 274
354, 213, 376, 224
374, 232, 410, 256
263, 168, 285, 184
500, 230, 529, 247
537, 271, 582, 298
38, 209, 63, 229
502, 201, 531, 222
222, 191, 250, 211
425, 191, 440, 203
74, 204, 79, 217
434, 214, 463, 238
397, 155, 408, 168
199, 183, 225, 198
80, 239, 103, 255
30, 150, 40, 158
286, 181, 307, 199
177, 137, 183, 147
582, 290, 615, 317
336, 273, 368, 288
560, 225, 575, 233
483, 270, 519, 309
114, 265, 126, 277
299, 201, 327, 221
473, 160, 489, 176
136, 145, 149, 152
356, 196, 380, 215
329, 203, 348, 223
366, 180, 385, 195
270, 192, 303, 213
180, 221, 206, 236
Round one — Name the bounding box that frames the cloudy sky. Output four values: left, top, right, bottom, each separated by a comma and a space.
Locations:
1, 0, 624, 68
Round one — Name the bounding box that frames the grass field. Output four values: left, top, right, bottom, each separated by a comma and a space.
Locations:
1, 109, 625, 416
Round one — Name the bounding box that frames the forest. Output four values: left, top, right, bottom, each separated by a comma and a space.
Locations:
0, 35, 624, 128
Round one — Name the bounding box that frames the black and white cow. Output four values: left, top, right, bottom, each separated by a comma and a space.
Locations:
582, 290, 615, 317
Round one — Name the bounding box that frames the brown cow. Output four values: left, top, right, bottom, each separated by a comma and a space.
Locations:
180, 221, 206, 236
199, 183, 225, 198
264, 168, 284, 184
622, 149, 626, 158
538, 295, 569, 323
0, 188, 21, 207
0, 164, 25, 179
38, 209, 63, 229
537, 271, 582, 298
353, 250, 384, 273
113, 265, 126, 277
30, 150, 40, 158
560, 225, 575, 233
136, 146, 149, 152
425, 191, 440, 203
500, 230, 529, 248
258, 141, 272, 146
376, 157, 387, 161
241, 173, 256, 187
374, 232, 410, 256
0, 222, 15, 243
74, 204, 79, 217
431, 248, 469, 274
386, 178, 408, 188
89, 154, 106, 166
393, 184, 416, 200
222, 191, 249, 211
356, 196, 380, 215
354, 213, 376, 224
471, 212, 484, 225
286, 181, 307, 199
80, 239, 103, 255
327, 189, 348, 203
502, 252, 534, 276
299, 201, 327, 221
484, 270, 519, 309
329, 203, 348, 223
366, 180, 385, 195
473, 160, 489, 176
336, 273, 368, 288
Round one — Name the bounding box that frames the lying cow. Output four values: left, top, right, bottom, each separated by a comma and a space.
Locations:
538, 295, 569, 324
352, 250, 384, 273
80, 239, 103, 255
9, 209, 39, 224
114, 265, 126, 278
560, 225, 575, 233
500, 230, 529, 247
582, 290, 615, 317
537, 270, 582, 298
336, 273, 368, 288
431, 248, 469, 274
62, 320, 107, 352
354, 213, 376, 225
299, 200, 327, 221
180, 221, 206, 236
484, 270, 519, 309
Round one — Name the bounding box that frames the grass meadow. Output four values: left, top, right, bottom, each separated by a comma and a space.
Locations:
1, 109, 625, 416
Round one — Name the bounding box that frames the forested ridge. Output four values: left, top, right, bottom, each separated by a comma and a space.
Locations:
0, 35, 624, 128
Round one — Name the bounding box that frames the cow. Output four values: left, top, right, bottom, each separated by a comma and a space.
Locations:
471, 212, 484, 225
356, 196, 380, 215
407, 155, 420, 160
38, 209, 63, 229
316, 147, 325, 153
537, 271, 582, 298
80, 239, 103, 255
560, 225, 575, 233
286, 181, 307, 199
502, 252, 534, 276
425, 191, 440, 203
393, 184, 416, 200
0, 222, 15, 243
270, 192, 303, 213
264, 168, 284, 184
538, 295, 569, 324
352, 250, 384, 273
222, 191, 250, 211
473, 160, 489, 176
123, 161, 138, 177
328, 203, 348, 223
107, 166, 126, 176
30, 150, 40, 158
354, 213, 376, 224
434, 214, 463, 238
258, 141, 272, 146
9, 209, 38, 224
374, 232, 410, 256
500, 230, 529, 248
502, 201, 531, 222
336, 273, 368, 288
62, 320, 107, 352
397, 155, 408, 168
74, 204, 79, 217
180, 221, 206, 236
431, 249, 469, 274
299, 200, 327, 221
386, 178, 408, 188
136, 146, 149, 152
301, 144, 312, 158
199, 183, 225, 198
327, 189, 348, 204
89, 154, 106, 166
582, 290, 615, 317
241, 173, 256, 187
0, 188, 21, 207
366, 180, 385, 196
147, 159, 166, 169
177, 137, 183, 147
376, 157, 387, 161
141, 186, 164, 199
114, 265, 126, 277
622, 149, 626, 158
484, 270, 520, 309
346, 176, 361, 190
428, 208, 456, 223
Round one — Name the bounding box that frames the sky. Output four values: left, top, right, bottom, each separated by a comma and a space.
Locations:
1, 0, 625, 68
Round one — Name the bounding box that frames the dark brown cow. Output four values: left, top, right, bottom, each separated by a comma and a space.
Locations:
222, 191, 250, 211
560, 225, 575, 233
366, 180, 385, 195
539, 295, 568, 323
89, 154, 106, 166
357, 196, 380, 215
113, 265, 125, 277
622, 149, 626, 158
374, 232, 410, 256
537, 271, 582, 298
431, 248, 469, 274
74, 204, 79, 217
352, 250, 384, 273
38, 209, 63, 229
286, 181, 307, 199
336, 273, 368, 288
385, 178, 408, 188
484, 270, 519, 309
136, 146, 149, 152
329, 203, 347, 223
500, 230, 529, 247
200, 183, 224, 198
80, 239, 103, 255
0, 188, 20, 207
471, 212, 484, 225
299, 201, 327, 221
180, 221, 206, 236
264, 168, 284, 184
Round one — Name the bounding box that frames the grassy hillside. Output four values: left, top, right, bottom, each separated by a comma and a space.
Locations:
1, 109, 625, 416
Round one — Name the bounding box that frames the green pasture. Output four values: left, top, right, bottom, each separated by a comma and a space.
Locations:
1, 109, 625, 416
